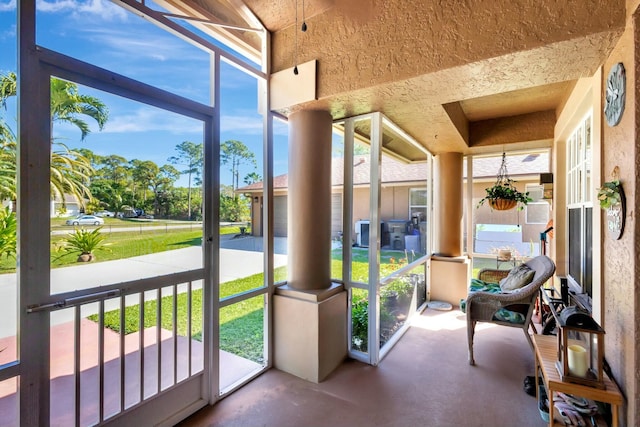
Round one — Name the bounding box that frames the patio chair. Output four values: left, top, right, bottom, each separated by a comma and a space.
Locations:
465, 255, 556, 365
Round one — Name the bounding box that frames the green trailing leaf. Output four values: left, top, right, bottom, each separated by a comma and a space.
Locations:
477, 178, 532, 211
597, 180, 621, 209
0, 206, 16, 259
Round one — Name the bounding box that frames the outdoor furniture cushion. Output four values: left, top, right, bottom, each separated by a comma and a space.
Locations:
466, 255, 556, 365
460, 279, 526, 324
499, 264, 535, 292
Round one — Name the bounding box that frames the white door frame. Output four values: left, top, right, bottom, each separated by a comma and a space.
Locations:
17, 36, 218, 427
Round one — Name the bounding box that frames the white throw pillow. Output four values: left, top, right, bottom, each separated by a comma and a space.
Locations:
499, 264, 535, 292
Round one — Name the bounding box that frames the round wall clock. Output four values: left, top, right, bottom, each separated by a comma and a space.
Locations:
604, 62, 626, 127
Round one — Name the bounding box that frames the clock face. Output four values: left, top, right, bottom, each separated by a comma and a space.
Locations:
604, 62, 626, 127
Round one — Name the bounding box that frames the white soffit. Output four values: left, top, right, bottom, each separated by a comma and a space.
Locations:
270, 60, 317, 111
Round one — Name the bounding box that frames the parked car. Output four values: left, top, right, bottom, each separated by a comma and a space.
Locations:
93, 210, 115, 217
65, 215, 104, 226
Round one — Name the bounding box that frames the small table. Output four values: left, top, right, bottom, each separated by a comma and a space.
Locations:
533, 335, 623, 427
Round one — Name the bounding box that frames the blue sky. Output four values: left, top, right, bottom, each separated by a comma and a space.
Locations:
0, 0, 289, 187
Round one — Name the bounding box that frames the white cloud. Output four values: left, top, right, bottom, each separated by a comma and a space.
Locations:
220, 115, 263, 135
101, 108, 203, 134
101, 109, 283, 137
37, 0, 128, 21
0, 23, 15, 40
219, 114, 289, 137
0, 1, 15, 12
80, 27, 207, 63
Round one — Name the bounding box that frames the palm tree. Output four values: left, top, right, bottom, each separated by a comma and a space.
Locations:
49, 77, 108, 141
168, 141, 203, 220
0, 120, 17, 201
0, 71, 109, 209
50, 142, 94, 209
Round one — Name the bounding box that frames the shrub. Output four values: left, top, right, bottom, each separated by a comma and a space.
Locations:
0, 206, 16, 259
55, 227, 109, 261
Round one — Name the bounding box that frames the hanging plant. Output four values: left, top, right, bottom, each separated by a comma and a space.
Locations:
596, 180, 621, 209
477, 153, 532, 211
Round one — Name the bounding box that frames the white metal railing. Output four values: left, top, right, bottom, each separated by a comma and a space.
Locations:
41, 271, 205, 426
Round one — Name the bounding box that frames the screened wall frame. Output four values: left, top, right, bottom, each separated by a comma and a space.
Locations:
15, 0, 277, 425
18, 49, 218, 427
465, 149, 553, 263
336, 112, 432, 366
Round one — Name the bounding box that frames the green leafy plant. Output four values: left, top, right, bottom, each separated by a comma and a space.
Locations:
0, 206, 16, 259
477, 178, 531, 211
477, 153, 532, 211
351, 296, 368, 351
597, 180, 621, 209
55, 227, 110, 262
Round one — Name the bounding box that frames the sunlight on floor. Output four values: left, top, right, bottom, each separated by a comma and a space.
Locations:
411, 309, 498, 332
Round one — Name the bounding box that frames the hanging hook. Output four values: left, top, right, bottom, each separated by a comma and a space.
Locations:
301, 0, 307, 32
293, 0, 299, 74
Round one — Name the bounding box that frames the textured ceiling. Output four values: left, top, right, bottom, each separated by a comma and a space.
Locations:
178, 0, 625, 156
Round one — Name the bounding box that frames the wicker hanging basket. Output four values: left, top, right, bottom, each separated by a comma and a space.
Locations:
489, 198, 517, 211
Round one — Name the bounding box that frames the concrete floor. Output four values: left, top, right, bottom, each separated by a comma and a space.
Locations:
0, 319, 260, 426
178, 308, 545, 427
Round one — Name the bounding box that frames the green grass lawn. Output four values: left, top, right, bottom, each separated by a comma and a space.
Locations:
93, 266, 287, 363
0, 224, 250, 272
87, 247, 419, 364
10, 224, 421, 364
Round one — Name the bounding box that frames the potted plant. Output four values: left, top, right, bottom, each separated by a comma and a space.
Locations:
596, 180, 622, 209
477, 153, 531, 211
477, 178, 531, 211
55, 227, 110, 262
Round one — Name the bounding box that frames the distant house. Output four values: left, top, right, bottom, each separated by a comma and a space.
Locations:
237, 152, 550, 253
51, 194, 85, 218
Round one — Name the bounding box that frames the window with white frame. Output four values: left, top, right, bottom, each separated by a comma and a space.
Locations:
568, 115, 592, 205
409, 188, 427, 222
567, 113, 593, 300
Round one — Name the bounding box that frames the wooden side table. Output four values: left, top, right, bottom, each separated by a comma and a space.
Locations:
533, 335, 623, 427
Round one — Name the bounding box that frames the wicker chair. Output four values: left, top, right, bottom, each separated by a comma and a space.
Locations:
466, 255, 556, 365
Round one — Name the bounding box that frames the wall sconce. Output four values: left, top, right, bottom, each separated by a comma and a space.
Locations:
556, 306, 605, 389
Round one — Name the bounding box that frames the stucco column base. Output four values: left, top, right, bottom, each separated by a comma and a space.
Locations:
273, 283, 347, 383
429, 255, 470, 306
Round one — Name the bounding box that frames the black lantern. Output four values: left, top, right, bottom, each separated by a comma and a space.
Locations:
556, 307, 605, 389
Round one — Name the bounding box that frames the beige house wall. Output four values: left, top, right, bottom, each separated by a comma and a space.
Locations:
380, 186, 410, 220
601, 10, 637, 426
551, 8, 636, 424
350, 186, 419, 244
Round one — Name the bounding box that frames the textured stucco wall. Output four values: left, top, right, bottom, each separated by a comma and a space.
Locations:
269, 0, 624, 155
601, 11, 637, 427
272, 0, 624, 95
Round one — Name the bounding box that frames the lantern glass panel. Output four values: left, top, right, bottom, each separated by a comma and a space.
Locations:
566, 330, 590, 378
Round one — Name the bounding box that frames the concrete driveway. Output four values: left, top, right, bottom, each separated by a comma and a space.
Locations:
0, 238, 288, 339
